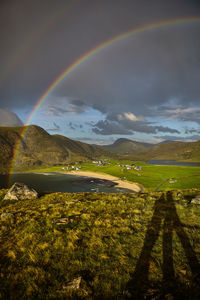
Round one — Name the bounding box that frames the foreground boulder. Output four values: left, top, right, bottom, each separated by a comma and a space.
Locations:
62, 277, 82, 291
4, 182, 38, 200
1, 212, 14, 221
191, 197, 200, 205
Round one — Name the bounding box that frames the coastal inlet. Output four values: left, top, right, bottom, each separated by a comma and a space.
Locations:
0, 173, 133, 193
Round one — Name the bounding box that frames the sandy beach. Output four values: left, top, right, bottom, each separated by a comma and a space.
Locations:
64, 170, 142, 192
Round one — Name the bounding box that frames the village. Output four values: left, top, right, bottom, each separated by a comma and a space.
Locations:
61, 159, 142, 173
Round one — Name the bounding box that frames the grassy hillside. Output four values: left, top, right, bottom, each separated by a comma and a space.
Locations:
101, 139, 200, 162
1, 125, 199, 175
103, 138, 153, 154
122, 140, 200, 162
52, 134, 107, 162
0, 126, 109, 173
0, 189, 199, 299
145, 140, 200, 162
0, 126, 24, 173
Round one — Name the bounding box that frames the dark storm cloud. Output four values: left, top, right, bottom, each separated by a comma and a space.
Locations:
69, 99, 86, 108
57, 24, 200, 120
92, 118, 180, 135
185, 128, 200, 134
92, 120, 133, 135
67, 100, 87, 114
106, 112, 179, 133
45, 105, 72, 116
44, 101, 86, 116
153, 106, 200, 124
0, 0, 200, 108
0, 0, 200, 137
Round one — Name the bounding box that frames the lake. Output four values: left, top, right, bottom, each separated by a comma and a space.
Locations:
148, 160, 200, 167
0, 173, 132, 193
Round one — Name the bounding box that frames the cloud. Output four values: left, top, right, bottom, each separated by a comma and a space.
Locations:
42, 99, 87, 116
117, 112, 145, 122
55, 22, 200, 123
154, 125, 179, 134
46, 122, 61, 132
44, 105, 71, 116
185, 127, 200, 134
92, 115, 180, 135
156, 135, 200, 142
1, 0, 200, 141
92, 120, 133, 135
155, 106, 200, 124
0, 109, 23, 126
69, 122, 75, 130
105, 112, 179, 134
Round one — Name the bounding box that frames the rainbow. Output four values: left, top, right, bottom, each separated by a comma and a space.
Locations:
8, 16, 200, 184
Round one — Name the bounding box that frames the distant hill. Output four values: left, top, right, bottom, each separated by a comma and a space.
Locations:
156, 140, 176, 145
102, 138, 200, 162
0, 109, 23, 127
144, 140, 200, 161
52, 134, 106, 161
103, 138, 153, 154
119, 140, 200, 162
0, 125, 108, 173
1, 126, 200, 174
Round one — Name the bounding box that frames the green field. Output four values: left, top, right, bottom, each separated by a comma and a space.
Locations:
0, 189, 200, 299
30, 160, 200, 192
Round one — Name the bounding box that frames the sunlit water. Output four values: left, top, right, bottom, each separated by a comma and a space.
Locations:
148, 160, 200, 167
0, 173, 132, 193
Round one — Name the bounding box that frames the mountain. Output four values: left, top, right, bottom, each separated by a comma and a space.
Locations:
143, 140, 200, 161
156, 140, 176, 145
102, 138, 200, 162
52, 134, 106, 161
119, 140, 200, 162
0, 109, 23, 126
0, 125, 108, 173
1, 125, 200, 174
103, 138, 153, 154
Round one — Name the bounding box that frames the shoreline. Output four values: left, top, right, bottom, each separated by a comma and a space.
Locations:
2, 170, 142, 192
61, 170, 142, 192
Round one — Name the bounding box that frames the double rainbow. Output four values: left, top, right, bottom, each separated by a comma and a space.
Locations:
9, 16, 200, 183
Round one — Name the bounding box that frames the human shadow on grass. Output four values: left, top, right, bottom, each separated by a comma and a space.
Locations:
126, 191, 200, 299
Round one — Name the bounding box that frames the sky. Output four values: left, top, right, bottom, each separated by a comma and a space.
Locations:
0, 0, 200, 145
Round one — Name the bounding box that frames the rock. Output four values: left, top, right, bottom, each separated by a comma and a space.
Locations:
4, 182, 38, 201
55, 218, 68, 225
1, 212, 14, 221
62, 277, 82, 291
123, 290, 132, 298
191, 197, 200, 205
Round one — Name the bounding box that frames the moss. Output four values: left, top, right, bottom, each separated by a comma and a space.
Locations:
0, 190, 199, 298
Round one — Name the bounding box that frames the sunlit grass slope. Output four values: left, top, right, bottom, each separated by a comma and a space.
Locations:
0, 189, 200, 299
119, 140, 200, 162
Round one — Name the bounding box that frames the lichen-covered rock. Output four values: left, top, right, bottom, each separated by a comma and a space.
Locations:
1, 212, 14, 221
62, 277, 82, 291
191, 197, 200, 205
4, 182, 38, 200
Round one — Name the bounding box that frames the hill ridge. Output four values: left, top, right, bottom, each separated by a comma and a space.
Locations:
0, 125, 108, 173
